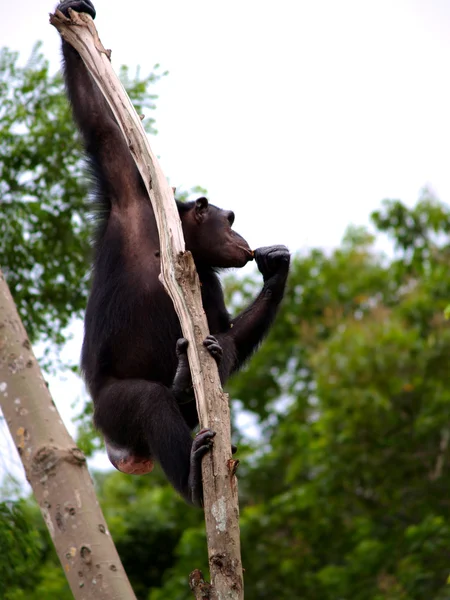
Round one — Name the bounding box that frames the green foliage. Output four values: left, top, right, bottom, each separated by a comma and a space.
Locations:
0, 43, 164, 358
0, 500, 41, 598
4, 191, 450, 598
0, 498, 71, 600
232, 190, 450, 600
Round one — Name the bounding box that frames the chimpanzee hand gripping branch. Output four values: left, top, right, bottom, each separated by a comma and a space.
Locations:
56, 0, 290, 508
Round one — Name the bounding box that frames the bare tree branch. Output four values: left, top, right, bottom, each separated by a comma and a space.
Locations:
49, 9, 243, 599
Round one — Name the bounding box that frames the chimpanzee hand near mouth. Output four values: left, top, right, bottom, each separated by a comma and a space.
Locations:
255, 245, 290, 282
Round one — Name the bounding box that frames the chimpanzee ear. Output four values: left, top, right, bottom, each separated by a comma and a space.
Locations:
194, 197, 209, 223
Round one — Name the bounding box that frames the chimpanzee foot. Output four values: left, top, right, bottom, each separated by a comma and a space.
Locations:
172, 338, 193, 404
203, 335, 223, 364
176, 336, 223, 364
188, 428, 216, 507
176, 337, 189, 356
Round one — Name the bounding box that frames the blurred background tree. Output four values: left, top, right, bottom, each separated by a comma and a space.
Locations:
1, 44, 450, 600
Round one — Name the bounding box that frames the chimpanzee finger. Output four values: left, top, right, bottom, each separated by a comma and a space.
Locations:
203, 335, 223, 363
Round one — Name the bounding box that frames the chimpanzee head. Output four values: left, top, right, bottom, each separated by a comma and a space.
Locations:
179, 198, 253, 268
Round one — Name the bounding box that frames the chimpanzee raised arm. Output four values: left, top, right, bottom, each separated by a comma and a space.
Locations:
56, 0, 290, 506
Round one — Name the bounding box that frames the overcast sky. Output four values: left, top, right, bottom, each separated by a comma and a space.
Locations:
1, 0, 450, 488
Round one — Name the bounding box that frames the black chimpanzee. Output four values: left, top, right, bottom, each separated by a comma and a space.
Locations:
56, 0, 290, 506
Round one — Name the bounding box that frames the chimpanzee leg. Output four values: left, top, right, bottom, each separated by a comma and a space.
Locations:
94, 379, 214, 506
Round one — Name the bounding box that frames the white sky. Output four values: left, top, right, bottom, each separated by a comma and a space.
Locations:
1, 0, 450, 489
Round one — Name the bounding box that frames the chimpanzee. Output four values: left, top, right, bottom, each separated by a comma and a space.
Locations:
56, 0, 290, 506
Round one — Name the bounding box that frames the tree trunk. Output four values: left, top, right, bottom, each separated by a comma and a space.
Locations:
0, 269, 137, 600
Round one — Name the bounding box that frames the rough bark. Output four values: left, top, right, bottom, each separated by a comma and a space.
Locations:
0, 269, 137, 600
50, 9, 243, 599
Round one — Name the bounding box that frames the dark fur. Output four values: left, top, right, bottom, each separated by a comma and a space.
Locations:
57, 0, 290, 506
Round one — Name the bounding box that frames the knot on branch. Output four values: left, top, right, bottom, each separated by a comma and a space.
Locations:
32, 445, 86, 476
175, 251, 200, 290
228, 458, 240, 478
80, 544, 93, 565
210, 553, 242, 583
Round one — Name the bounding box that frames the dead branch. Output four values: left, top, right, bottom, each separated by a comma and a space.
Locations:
50, 9, 243, 599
